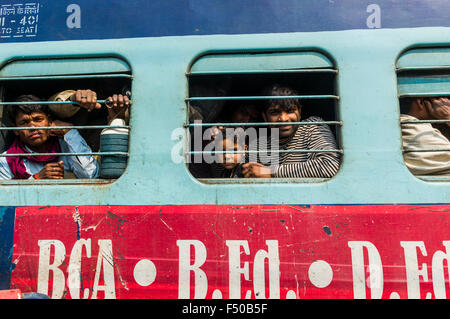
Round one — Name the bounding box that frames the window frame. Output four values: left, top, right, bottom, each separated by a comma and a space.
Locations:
397, 47, 450, 182
0, 55, 133, 185
185, 50, 343, 184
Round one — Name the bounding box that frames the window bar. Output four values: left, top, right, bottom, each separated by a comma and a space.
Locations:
187, 69, 338, 76
0, 152, 128, 157
187, 149, 343, 155
197, 177, 330, 183
0, 125, 129, 131
332, 90, 340, 143
187, 95, 339, 102
0, 100, 112, 106
0, 74, 133, 81
186, 121, 342, 128
0, 179, 113, 184
400, 119, 450, 124
396, 66, 450, 72
398, 92, 450, 98
0, 99, 129, 130
402, 148, 450, 153
419, 176, 450, 182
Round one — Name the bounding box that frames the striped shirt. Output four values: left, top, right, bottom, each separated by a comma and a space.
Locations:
253, 116, 341, 178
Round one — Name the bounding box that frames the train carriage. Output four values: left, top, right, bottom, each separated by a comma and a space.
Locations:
0, 0, 449, 300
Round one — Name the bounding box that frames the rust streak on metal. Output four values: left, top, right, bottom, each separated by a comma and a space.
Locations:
160, 218, 174, 232
288, 206, 306, 212
107, 210, 128, 223
211, 229, 222, 240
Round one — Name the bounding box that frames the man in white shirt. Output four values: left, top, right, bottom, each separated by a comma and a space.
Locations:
400, 96, 450, 176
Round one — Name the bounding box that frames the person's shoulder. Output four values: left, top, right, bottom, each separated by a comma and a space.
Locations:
400, 114, 433, 135
0, 150, 10, 166
299, 116, 327, 134
400, 114, 415, 120
304, 116, 325, 122
62, 129, 82, 142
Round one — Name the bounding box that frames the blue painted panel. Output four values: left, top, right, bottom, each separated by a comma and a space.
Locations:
0, 206, 15, 289
397, 48, 450, 69
0, 27, 448, 207
190, 52, 334, 73
1, 0, 450, 43
0, 57, 131, 77
398, 76, 450, 97
397, 48, 450, 97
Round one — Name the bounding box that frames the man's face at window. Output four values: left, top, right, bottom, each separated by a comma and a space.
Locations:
424, 97, 450, 126
14, 110, 51, 149
263, 103, 301, 138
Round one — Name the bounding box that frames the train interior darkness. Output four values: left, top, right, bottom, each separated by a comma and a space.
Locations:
0, 76, 132, 153
187, 71, 340, 178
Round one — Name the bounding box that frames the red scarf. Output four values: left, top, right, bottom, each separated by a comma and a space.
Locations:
6, 137, 61, 179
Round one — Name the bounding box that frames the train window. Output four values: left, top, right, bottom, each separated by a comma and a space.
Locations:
0, 56, 132, 184
397, 48, 450, 181
186, 51, 342, 183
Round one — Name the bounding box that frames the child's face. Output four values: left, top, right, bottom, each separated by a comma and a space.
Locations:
220, 138, 246, 170
231, 105, 258, 123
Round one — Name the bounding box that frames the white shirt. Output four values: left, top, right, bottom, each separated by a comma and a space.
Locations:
401, 114, 450, 176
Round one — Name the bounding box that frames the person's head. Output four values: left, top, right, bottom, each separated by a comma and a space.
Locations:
261, 84, 302, 138
402, 96, 450, 123
230, 104, 259, 123
399, 97, 414, 115
8, 95, 52, 150
216, 129, 248, 170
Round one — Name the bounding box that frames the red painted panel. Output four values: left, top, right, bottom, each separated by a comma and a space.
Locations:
9, 204, 450, 299
0, 289, 22, 299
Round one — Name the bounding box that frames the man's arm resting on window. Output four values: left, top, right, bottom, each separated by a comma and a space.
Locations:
61, 129, 99, 179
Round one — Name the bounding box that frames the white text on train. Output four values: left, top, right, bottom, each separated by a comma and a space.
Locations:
35, 239, 450, 299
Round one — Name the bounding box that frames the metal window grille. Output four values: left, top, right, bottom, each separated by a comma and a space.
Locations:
397, 48, 450, 182
185, 51, 342, 182
0, 57, 132, 183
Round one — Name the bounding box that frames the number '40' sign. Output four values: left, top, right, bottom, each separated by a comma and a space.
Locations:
19, 15, 36, 25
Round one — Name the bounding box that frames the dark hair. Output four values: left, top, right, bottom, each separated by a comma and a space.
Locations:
7, 95, 50, 125
217, 127, 250, 147
215, 101, 258, 123
399, 97, 413, 114
261, 84, 301, 112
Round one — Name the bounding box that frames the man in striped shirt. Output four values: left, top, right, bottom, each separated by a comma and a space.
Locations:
241, 84, 341, 178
